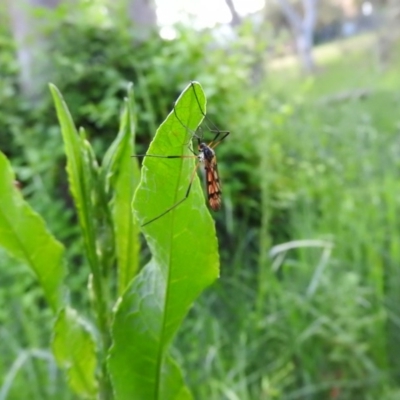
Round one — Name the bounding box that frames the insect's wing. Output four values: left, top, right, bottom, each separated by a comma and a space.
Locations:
205, 156, 222, 211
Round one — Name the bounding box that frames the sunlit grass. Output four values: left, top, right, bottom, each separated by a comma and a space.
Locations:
269, 33, 375, 70
268, 33, 400, 98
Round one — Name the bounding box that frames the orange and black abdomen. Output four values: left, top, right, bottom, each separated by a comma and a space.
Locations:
205, 157, 222, 211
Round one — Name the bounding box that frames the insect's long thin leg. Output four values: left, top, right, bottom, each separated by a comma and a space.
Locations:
189, 82, 208, 121
173, 82, 213, 142
189, 82, 226, 136
209, 129, 230, 137
173, 83, 229, 148
132, 154, 198, 159
208, 130, 222, 144
141, 161, 202, 227
173, 106, 202, 142
208, 131, 230, 148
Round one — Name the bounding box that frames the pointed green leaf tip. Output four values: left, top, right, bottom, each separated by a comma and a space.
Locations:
49, 83, 100, 277
101, 84, 141, 295
108, 82, 219, 399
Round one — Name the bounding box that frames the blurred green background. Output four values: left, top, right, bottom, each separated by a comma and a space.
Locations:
1, 0, 400, 398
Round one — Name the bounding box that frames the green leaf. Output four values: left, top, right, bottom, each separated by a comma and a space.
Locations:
161, 355, 194, 400
108, 82, 219, 399
102, 84, 140, 295
50, 84, 109, 345
108, 262, 193, 400
0, 151, 65, 312
52, 307, 98, 398
49, 84, 100, 277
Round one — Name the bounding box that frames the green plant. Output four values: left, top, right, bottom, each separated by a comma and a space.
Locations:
0, 82, 220, 399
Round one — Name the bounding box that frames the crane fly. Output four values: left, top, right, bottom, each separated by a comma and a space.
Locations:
133, 82, 230, 227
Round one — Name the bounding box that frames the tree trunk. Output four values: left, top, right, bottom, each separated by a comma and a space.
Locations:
128, 0, 157, 38
376, 0, 400, 70
225, 0, 242, 27
276, 0, 318, 73
295, 32, 315, 72
7, 0, 62, 98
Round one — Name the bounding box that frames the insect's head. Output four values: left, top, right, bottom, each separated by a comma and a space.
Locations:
198, 142, 207, 151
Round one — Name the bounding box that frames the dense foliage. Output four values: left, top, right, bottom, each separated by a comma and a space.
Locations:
2, 10, 400, 400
